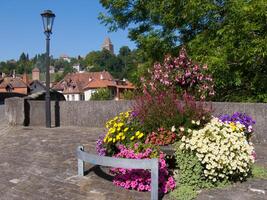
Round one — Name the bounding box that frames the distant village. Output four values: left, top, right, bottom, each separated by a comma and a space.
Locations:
0, 38, 135, 102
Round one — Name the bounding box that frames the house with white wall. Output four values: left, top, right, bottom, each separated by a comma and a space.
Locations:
72, 63, 84, 73
53, 71, 134, 101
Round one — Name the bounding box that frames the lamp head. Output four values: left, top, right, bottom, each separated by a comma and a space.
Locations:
41, 10, 55, 36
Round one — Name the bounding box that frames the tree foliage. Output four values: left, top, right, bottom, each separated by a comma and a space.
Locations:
99, 0, 267, 102
84, 47, 138, 81
0, 45, 139, 87
84, 49, 124, 78
90, 88, 113, 100
0, 53, 33, 75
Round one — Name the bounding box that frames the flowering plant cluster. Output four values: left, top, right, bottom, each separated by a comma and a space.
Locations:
142, 47, 214, 100
132, 91, 212, 134
219, 112, 256, 140
99, 110, 177, 193
110, 144, 176, 194
179, 117, 255, 182
104, 111, 144, 146
95, 48, 217, 195
145, 127, 176, 145
98, 110, 178, 193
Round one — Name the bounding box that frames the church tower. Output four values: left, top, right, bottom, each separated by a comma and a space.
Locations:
32, 67, 40, 81
101, 37, 114, 54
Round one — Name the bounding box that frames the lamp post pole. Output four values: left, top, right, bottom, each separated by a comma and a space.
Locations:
41, 10, 55, 128
45, 34, 51, 128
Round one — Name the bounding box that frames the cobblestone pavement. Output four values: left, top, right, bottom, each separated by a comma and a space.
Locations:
0, 122, 16, 137
0, 125, 11, 136
0, 126, 266, 200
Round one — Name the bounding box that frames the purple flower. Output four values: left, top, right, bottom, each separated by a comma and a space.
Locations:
96, 134, 106, 156
131, 110, 138, 118
219, 112, 256, 135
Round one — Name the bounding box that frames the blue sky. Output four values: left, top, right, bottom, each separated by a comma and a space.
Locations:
0, 0, 136, 61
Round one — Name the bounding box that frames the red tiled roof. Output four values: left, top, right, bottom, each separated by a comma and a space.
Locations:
53, 71, 135, 94
53, 71, 113, 93
83, 79, 116, 90
116, 83, 135, 89
0, 77, 28, 88
114, 79, 135, 89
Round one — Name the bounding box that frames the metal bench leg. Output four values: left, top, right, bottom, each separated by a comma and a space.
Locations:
78, 146, 85, 176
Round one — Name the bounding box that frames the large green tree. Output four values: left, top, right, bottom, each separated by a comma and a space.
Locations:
17, 52, 33, 74
99, 0, 267, 102
186, 1, 267, 102
0, 61, 11, 74
84, 49, 126, 79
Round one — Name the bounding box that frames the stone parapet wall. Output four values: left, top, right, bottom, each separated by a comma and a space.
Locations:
4, 98, 267, 143
59, 101, 132, 127
4, 97, 24, 125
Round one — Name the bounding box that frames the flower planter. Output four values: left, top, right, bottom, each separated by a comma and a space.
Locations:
159, 145, 175, 156
159, 145, 176, 169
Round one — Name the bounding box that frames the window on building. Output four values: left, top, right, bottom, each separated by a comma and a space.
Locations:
66, 95, 69, 101
72, 94, 75, 101
80, 94, 85, 101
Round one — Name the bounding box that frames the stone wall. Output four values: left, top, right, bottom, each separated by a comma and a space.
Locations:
4, 97, 24, 125
22, 100, 132, 127
4, 98, 267, 143
59, 101, 132, 127
26, 101, 56, 127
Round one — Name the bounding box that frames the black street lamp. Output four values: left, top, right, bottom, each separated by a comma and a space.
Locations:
41, 10, 55, 128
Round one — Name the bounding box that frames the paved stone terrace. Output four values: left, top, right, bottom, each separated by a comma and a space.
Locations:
0, 126, 266, 200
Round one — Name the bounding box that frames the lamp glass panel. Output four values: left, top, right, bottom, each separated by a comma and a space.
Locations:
42, 15, 55, 32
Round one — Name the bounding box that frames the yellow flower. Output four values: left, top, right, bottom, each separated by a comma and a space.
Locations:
109, 128, 116, 134
116, 135, 120, 140
113, 138, 116, 143
123, 127, 129, 132
135, 131, 140, 136
137, 133, 144, 139
130, 136, 135, 140
118, 122, 124, 127
125, 112, 130, 118
230, 122, 236, 131
117, 127, 121, 131
121, 135, 126, 140
108, 138, 112, 143
104, 137, 107, 143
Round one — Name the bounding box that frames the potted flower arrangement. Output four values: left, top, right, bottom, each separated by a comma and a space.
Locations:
95, 48, 256, 199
